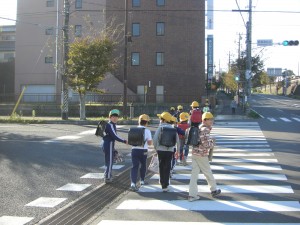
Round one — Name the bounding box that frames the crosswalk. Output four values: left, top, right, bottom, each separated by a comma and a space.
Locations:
95, 121, 300, 225
266, 117, 300, 122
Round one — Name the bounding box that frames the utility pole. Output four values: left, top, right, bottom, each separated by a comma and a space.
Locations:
245, 0, 252, 100
61, 0, 69, 120
123, 0, 128, 118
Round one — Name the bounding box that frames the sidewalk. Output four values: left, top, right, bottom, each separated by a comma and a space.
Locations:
214, 91, 247, 120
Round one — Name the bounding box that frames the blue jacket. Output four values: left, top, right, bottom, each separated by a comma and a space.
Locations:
103, 121, 126, 143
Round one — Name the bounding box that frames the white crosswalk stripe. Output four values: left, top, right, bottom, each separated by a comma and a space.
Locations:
96, 121, 300, 224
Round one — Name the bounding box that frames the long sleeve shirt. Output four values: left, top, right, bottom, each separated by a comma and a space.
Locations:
192, 124, 214, 157
103, 121, 126, 143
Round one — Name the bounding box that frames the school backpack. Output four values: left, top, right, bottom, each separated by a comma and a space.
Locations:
177, 123, 189, 139
128, 127, 145, 146
185, 126, 200, 146
190, 109, 202, 123
159, 127, 177, 147
95, 120, 108, 137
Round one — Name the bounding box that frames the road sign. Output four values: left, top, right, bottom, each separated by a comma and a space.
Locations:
257, 39, 273, 46
267, 68, 282, 76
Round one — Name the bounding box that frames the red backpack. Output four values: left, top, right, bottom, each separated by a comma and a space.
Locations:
190, 109, 202, 123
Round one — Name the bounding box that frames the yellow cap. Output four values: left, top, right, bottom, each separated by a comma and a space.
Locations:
170, 107, 175, 111
179, 112, 189, 122
177, 105, 183, 110
191, 101, 199, 107
202, 112, 214, 120
157, 111, 172, 122
170, 116, 178, 123
139, 114, 150, 122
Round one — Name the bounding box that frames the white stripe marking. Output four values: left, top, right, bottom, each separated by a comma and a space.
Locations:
150, 174, 287, 180
200, 158, 278, 163
0, 216, 34, 225
100, 165, 125, 170
267, 117, 277, 122
117, 200, 300, 211
214, 148, 272, 152
81, 173, 104, 179
25, 197, 67, 208
280, 117, 292, 122
217, 141, 268, 144
292, 117, 300, 122
138, 185, 293, 193
213, 152, 274, 157
56, 183, 91, 192
173, 165, 282, 171
217, 145, 270, 148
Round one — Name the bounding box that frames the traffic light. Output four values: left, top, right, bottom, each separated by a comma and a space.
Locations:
235, 74, 240, 81
282, 40, 299, 46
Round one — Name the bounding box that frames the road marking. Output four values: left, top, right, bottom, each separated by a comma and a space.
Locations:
197, 158, 278, 163
173, 165, 282, 171
280, 117, 292, 122
81, 173, 104, 179
25, 197, 67, 208
0, 216, 34, 225
56, 183, 91, 192
213, 152, 274, 157
214, 148, 272, 152
217, 144, 270, 148
116, 200, 300, 211
217, 141, 268, 144
100, 165, 125, 170
292, 117, 300, 122
138, 185, 293, 193
150, 174, 287, 180
267, 117, 277, 122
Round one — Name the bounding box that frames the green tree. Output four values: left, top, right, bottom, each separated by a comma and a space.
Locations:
67, 36, 116, 120
223, 70, 238, 94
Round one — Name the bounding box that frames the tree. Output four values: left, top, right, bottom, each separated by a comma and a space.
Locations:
67, 36, 116, 120
222, 70, 238, 94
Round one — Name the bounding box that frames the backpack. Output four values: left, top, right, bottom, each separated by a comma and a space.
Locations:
177, 123, 189, 139
185, 126, 200, 146
95, 120, 108, 137
159, 127, 177, 147
190, 109, 202, 123
128, 127, 145, 146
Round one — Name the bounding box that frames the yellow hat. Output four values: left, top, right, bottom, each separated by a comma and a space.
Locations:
179, 112, 189, 122
177, 105, 183, 110
157, 111, 172, 122
170, 107, 175, 111
202, 112, 214, 120
170, 116, 178, 123
139, 114, 150, 122
191, 101, 199, 107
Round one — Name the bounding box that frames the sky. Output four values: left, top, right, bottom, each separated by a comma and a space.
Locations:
0, 0, 299, 75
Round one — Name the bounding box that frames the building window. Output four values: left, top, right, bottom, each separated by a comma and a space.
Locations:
46, 0, 54, 7
75, 0, 82, 9
157, 0, 165, 6
75, 25, 82, 37
45, 27, 54, 35
131, 52, 140, 66
132, 23, 140, 37
132, 0, 140, 7
156, 52, 164, 66
45, 57, 53, 64
156, 22, 165, 36
4, 53, 14, 60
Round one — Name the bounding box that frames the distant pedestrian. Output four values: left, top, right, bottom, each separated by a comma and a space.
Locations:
188, 112, 221, 201
202, 103, 210, 113
231, 99, 237, 114
177, 112, 190, 165
174, 105, 183, 121
103, 109, 127, 184
129, 114, 153, 191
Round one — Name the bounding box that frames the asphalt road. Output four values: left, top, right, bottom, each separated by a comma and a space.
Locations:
1, 95, 300, 224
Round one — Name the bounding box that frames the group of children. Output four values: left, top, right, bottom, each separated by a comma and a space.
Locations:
100, 101, 221, 201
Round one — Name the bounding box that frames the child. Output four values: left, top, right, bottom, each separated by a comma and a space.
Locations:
102, 109, 127, 184
189, 101, 202, 127
130, 114, 153, 191
177, 112, 190, 165
153, 112, 179, 192
188, 112, 221, 201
